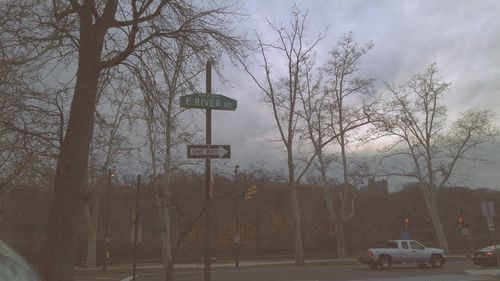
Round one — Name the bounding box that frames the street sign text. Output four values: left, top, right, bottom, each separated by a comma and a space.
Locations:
180, 93, 237, 111
187, 145, 231, 159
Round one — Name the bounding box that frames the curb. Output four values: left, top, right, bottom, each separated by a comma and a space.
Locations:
75, 258, 360, 272
464, 269, 500, 278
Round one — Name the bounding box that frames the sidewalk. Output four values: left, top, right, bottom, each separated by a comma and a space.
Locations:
75, 257, 359, 272
465, 269, 500, 278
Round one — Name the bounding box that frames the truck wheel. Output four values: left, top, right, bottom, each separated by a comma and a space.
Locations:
368, 263, 378, 269
379, 255, 392, 269
430, 255, 444, 268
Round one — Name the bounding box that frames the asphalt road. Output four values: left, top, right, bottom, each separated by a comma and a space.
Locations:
75, 261, 496, 281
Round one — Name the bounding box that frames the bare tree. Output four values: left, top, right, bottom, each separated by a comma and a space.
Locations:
322, 33, 374, 257
130, 39, 202, 280
0, 73, 71, 229
84, 73, 139, 267
298, 33, 375, 258
380, 64, 498, 251
242, 7, 325, 264
0, 1, 248, 279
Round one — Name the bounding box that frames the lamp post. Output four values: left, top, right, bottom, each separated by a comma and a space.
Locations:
103, 169, 115, 269
233, 165, 240, 267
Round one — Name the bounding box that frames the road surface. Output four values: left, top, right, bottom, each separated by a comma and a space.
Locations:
75, 261, 496, 281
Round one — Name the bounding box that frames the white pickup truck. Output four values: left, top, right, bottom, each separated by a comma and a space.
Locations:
359, 240, 446, 269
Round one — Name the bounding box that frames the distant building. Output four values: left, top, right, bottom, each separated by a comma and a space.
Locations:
364, 177, 389, 195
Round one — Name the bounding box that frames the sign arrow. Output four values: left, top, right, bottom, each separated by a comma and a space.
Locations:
217, 146, 228, 158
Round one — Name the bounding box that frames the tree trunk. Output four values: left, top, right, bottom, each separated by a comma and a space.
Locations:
86, 233, 97, 267
321, 185, 348, 258
289, 186, 304, 264
286, 139, 304, 265
85, 214, 97, 267
319, 160, 337, 250
42, 70, 100, 280
429, 204, 449, 252
165, 259, 174, 281
42, 28, 103, 279
84, 156, 100, 268
157, 201, 173, 270
84, 200, 99, 267
334, 220, 347, 258
317, 152, 348, 259
422, 187, 449, 252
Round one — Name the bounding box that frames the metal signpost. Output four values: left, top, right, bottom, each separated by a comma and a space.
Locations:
103, 169, 114, 269
481, 201, 499, 267
132, 175, 141, 281
180, 61, 236, 281
458, 215, 470, 257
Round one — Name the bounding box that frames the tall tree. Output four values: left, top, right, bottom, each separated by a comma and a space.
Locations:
0, 1, 246, 280
131, 41, 201, 280
322, 33, 374, 257
242, 7, 325, 264
380, 64, 498, 251
298, 33, 375, 258
84, 73, 139, 267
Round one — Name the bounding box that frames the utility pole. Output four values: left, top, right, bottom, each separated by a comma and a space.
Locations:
103, 169, 114, 269
132, 174, 141, 281
204, 61, 212, 281
233, 165, 240, 267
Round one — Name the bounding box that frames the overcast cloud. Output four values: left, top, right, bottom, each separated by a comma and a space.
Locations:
176, 0, 500, 189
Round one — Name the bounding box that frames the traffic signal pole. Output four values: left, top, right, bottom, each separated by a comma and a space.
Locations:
132, 174, 141, 281
204, 61, 212, 281
103, 169, 112, 269
234, 165, 240, 267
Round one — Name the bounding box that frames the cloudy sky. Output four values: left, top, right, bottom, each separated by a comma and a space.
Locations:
179, 0, 500, 189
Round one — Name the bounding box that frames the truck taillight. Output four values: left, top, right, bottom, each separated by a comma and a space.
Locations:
484, 252, 494, 256
368, 250, 373, 257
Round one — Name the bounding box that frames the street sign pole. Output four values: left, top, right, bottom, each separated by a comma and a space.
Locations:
103, 169, 112, 269
204, 61, 212, 281
481, 202, 499, 267
180, 61, 236, 280
490, 217, 500, 268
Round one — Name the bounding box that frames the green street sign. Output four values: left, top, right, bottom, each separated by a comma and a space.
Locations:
180, 93, 237, 111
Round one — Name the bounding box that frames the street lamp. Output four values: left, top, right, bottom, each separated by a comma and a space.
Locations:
233, 165, 240, 267
103, 169, 115, 269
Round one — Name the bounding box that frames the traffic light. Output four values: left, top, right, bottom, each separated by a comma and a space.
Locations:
404, 218, 410, 231
249, 185, 257, 195
244, 192, 251, 200
244, 185, 258, 200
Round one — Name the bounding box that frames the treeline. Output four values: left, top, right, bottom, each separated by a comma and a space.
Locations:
2, 171, 498, 265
